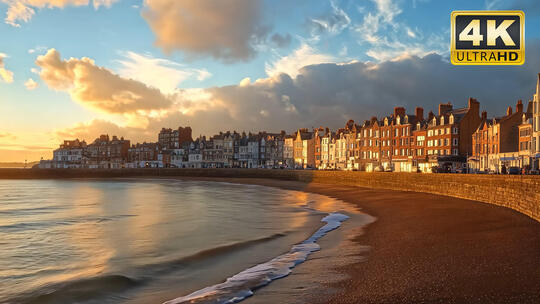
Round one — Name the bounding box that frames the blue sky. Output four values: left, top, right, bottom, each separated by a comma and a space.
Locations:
1, 0, 539, 162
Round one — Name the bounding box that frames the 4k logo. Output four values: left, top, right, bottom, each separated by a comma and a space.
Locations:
451, 11, 525, 65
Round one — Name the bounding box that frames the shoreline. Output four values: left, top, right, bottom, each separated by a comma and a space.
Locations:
171, 176, 540, 304
2, 174, 539, 302
1, 168, 538, 222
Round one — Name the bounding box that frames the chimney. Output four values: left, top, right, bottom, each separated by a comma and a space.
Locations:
394, 107, 406, 117
468, 97, 480, 112
428, 111, 435, 121
415, 107, 424, 121
438, 102, 453, 116
516, 99, 523, 113
506, 106, 512, 116
481, 111, 487, 120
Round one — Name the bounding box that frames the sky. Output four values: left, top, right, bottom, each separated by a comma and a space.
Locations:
1, 0, 540, 162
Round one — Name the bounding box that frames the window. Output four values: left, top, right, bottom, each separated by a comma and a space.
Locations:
453, 138, 458, 146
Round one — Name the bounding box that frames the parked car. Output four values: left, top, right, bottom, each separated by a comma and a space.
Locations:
507, 167, 521, 175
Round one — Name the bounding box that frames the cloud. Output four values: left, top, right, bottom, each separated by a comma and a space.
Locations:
142, 0, 268, 62
270, 33, 292, 48
0, 132, 16, 139
28, 46, 47, 54
265, 44, 337, 78
309, 0, 351, 36
35, 48, 172, 114
54, 40, 540, 151
3, 0, 118, 27
115, 51, 211, 94
24, 78, 38, 90
0, 54, 14, 83
354, 0, 447, 61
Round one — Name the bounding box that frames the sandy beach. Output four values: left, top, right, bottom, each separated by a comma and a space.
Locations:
175, 176, 540, 304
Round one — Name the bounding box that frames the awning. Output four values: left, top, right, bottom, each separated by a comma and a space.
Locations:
534, 153, 540, 159
500, 157, 517, 161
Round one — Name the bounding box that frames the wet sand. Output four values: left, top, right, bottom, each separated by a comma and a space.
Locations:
175, 177, 540, 304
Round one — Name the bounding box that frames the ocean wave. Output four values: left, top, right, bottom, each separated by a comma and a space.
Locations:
142, 232, 289, 276
163, 212, 350, 304
4, 233, 289, 304
9, 275, 140, 304
0, 214, 136, 231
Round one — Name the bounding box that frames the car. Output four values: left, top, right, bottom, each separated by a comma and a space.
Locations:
507, 167, 521, 175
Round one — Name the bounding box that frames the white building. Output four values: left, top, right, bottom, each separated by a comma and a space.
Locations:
42, 139, 87, 168
247, 136, 259, 168
532, 74, 540, 170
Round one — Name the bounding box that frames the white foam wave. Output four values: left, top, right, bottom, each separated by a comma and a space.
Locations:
163, 212, 350, 304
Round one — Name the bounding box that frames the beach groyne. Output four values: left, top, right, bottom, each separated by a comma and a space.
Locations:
1, 168, 539, 221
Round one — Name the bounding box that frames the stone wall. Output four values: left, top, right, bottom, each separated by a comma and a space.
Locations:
1, 168, 538, 221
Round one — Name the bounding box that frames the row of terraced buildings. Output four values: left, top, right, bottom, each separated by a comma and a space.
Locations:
40, 74, 540, 173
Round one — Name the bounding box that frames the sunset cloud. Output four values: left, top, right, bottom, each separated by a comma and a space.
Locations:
115, 51, 211, 94
2, 0, 118, 26
24, 78, 38, 90
53, 40, 540, 150
35, 48, 172, 114
0, 54, 14, 83
0, 132, 16, 139
142, 0, 267, 62
265, 44, 337, 78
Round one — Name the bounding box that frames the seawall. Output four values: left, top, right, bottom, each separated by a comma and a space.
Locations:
1, 168, 538, 221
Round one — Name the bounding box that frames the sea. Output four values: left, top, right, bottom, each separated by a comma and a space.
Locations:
0, 178, 374, 304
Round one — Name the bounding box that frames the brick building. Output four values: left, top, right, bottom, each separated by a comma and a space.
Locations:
86, 135, 130, 168
127, 142, 160, 167
158, 126, 193, 150
470, 100, 524, 172
518, 101, 534, 169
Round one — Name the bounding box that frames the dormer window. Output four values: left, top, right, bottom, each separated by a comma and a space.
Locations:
449, 114, 454, 124
432, 117, 437, 126
396, 116, 401, 125
441, 116, 445, 125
